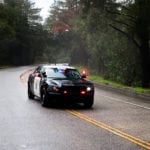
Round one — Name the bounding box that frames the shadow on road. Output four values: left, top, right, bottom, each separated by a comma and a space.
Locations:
28, 96, 94, 110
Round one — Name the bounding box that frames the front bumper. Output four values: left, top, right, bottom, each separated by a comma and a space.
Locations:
47, 90, 94, 103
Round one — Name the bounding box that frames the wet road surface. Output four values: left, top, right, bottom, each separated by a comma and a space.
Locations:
0, 66, 150, 150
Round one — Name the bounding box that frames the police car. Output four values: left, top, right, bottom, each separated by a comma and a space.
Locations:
28, 64, 94, 108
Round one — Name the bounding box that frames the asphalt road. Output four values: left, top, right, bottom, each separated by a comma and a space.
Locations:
0, 66, 150, 150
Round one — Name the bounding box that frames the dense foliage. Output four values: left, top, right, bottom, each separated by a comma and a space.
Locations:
0, 0, 52, 65
0, 0, 149, 88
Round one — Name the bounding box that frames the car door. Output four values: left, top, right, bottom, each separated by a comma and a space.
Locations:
33, 67, 42, 97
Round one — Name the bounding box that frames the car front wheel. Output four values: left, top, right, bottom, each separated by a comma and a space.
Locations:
28, 84, 34, 99
41, 88, 49, 107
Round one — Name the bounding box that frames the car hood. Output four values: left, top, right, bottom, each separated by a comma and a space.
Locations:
47, 78, 93, 87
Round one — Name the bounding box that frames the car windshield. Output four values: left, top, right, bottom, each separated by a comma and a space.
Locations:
45, 68, 82, 80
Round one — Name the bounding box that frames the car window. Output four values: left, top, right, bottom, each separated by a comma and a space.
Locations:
65, 69, 81, 79
46, 68, 66, 78
45, 68, 82, 80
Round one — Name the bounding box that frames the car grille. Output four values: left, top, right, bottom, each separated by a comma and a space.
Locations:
61, 85, 86, 95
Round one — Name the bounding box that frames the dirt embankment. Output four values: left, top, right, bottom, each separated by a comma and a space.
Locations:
20, 68, 35, 86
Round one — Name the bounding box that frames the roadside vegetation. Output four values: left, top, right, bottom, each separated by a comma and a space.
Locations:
89, 75, 150, 94
0, 0, 150, 90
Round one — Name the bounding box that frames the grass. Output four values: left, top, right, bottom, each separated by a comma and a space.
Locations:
89, 75, 124, 87
132, 87, 150, 94
89, 75, 150, 94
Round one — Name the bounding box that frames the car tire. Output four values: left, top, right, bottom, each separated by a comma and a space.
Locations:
41, 88, 49, 107
28, 84, 34, 99
84, 96, 94, 108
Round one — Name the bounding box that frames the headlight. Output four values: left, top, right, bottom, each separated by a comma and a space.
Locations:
87, 87, 92, 92
53, 86, 59, 92
47, 86, 59, 92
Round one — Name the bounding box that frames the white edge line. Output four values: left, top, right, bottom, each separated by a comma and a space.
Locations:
101, 95, 150, 110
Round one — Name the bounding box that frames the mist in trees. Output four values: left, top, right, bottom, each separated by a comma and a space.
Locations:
0, 0, 149, 88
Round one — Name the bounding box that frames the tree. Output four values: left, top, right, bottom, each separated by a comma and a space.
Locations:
0, 3, 15, 65
108, 0, 150, 88
72, 0, 150, 88
44, 0, 81, 64
73, 0, 119, 74
0, 0, 50, 65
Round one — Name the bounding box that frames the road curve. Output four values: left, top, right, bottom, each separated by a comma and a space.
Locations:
0, 66, 149, 150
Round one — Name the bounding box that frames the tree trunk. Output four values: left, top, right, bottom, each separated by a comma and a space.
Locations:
140, 37, 150, 88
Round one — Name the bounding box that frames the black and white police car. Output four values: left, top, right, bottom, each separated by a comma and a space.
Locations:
28, 64, 94, 108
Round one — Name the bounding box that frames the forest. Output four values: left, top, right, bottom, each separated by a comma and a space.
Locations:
0, 0, 150, 88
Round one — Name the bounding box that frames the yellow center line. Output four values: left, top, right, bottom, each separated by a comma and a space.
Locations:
66, 109, 150, 150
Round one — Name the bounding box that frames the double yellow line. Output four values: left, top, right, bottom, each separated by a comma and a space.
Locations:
66, 110, 150, 150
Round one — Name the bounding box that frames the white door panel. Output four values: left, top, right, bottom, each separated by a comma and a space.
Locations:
33, 77, 41, 97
